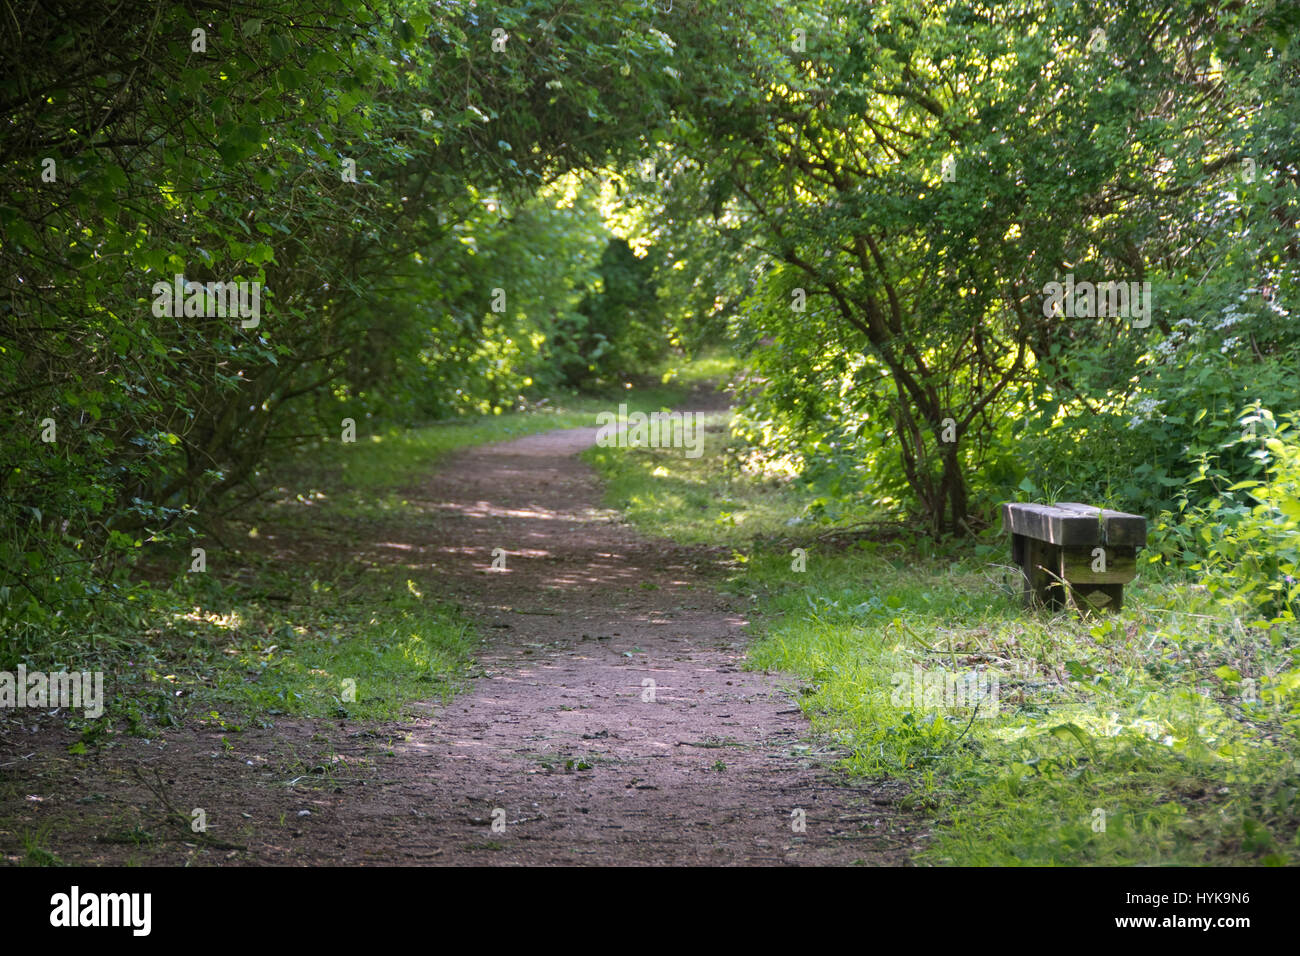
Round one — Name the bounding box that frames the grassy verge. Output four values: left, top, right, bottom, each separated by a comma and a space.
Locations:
587, 407, 1300, 865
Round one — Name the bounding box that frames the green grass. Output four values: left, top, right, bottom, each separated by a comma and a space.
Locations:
24, 517, 484, 753
583, 410, 879, 544
19, 827, 65, 866
589, 409, 1300, 865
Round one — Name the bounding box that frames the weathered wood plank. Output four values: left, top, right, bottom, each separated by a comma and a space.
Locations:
1054, 502, 1147, 547
1001, 502, 1146, 547
1001, 502, 1104, 546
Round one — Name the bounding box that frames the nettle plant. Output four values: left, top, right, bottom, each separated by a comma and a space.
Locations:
1160, 410, 1300, 623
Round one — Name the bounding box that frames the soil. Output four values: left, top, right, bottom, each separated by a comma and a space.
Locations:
0, 393, 921, 865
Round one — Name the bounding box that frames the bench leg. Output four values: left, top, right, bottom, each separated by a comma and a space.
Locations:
1011, 534, 1029, 603
1015, 536, 1129, 612
1021, 537, 1065, 609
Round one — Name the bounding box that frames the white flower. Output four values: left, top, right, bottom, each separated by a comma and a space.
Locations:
1135, 397, 1165, 415
1127, 396, 1165, 428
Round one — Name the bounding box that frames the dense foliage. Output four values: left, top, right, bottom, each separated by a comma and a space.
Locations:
3, 0, 1298, 633
0, 0, 694, 629
660, 0, 1300, 539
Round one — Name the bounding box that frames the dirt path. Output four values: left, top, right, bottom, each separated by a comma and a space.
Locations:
319, 421, 917, 864
1, 411, 919, 866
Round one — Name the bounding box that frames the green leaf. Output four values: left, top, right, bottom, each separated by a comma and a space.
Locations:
1049, 722, 1097, 758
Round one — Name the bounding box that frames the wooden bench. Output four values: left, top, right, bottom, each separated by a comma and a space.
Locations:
1001, 502, 1147, 612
